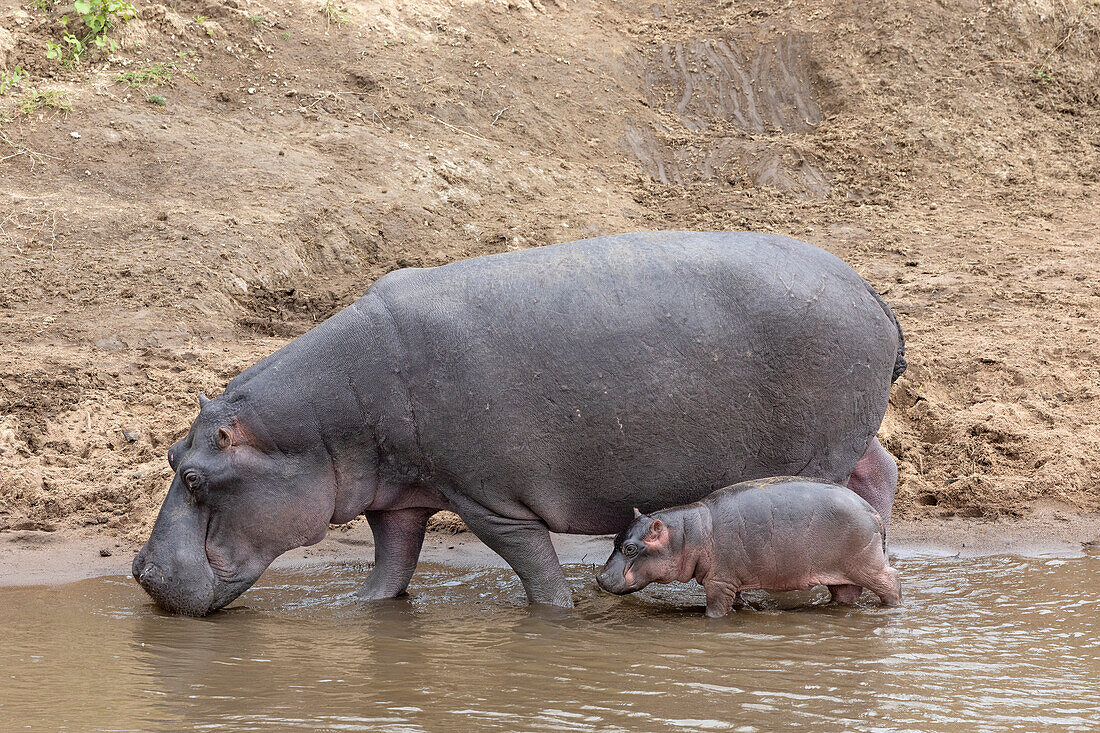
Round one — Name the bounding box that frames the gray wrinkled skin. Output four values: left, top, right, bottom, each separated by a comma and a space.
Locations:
133, 231, 906, 615
596, 479, 903, 617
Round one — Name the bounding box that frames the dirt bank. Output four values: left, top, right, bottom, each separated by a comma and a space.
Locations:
1, 0, 1098, 541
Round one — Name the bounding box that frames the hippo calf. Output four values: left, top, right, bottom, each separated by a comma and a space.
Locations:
133, 231, 905, 615
596, 478, 903, 617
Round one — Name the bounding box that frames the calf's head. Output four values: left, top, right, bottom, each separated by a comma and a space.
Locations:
133, 394, 336, 616
596, 509, 676, 595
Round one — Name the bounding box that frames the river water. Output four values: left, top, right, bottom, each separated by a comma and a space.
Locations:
2, 550, 1098, 731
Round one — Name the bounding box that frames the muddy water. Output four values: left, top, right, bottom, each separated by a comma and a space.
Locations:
2, 551, 1098, 732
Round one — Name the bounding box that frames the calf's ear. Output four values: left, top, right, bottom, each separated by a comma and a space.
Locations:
643, 519, 669, 550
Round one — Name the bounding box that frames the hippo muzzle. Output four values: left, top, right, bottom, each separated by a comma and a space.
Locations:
131, 478, 255, 616
596, 554, 644, 596
132, 546, 218, 616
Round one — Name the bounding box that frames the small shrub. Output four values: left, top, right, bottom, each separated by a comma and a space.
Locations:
0, 67, 29, 96
147, 94, 167, 105
320, 0, 348, 27
115, 62, 175, 88
18, 88, 73, 115
44, 0, 136, 67
1033, 68, 1054, 85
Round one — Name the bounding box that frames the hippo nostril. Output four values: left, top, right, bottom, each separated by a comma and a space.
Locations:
136, 562, 161, 587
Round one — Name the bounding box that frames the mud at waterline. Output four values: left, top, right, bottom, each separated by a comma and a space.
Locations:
2, 544, 1099, 732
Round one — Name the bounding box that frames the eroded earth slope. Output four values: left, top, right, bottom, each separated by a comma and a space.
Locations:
1, 0, 1098, 538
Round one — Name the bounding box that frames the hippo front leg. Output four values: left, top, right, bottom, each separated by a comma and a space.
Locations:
357, 507, 435, 600
703, 580, 742, 618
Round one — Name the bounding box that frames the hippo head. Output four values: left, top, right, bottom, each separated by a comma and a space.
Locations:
132, 393, 338, 616
595, 508, 675, 595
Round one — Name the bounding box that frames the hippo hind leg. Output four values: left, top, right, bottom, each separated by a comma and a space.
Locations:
829, 584, 863, 604
357, 507, 436, 601
447, 494, 573, 608
846, 437, 899, 539
863, 566, 903, 607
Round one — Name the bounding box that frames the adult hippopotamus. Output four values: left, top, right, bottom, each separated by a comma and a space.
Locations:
133, 231, 906, 615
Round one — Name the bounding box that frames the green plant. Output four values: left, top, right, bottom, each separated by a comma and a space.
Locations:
248, 14, 264, 24
320, 0, 348, 26
115, 62, 175, 87
195, 15, 207, 23
280, 31, 291, 40
45, 0, 136, 67
17, 88, 73, 115
147, 93, 166, 105
0, 67, 28, 96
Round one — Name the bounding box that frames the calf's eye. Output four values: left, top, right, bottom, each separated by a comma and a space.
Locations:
183, 470, 200, 490
622, 543, 638, 558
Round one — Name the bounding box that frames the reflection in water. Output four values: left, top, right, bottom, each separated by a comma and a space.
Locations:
2, 553, 1099, 731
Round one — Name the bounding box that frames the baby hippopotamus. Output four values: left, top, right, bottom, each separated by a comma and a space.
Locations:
596, 478, 902, 617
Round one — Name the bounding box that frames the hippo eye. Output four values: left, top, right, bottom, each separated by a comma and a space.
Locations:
622, 543, 639, 558
182, 470, 201, 491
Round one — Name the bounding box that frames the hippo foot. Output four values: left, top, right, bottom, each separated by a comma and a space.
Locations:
703, 582, 741, 617
354, 584, 410, 602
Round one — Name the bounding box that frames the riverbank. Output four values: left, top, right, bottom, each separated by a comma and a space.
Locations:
2, 0, 1099, 538
3, 505, 1098, 589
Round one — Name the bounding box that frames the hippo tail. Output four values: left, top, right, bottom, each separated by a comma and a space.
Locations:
865, 281, 907, 382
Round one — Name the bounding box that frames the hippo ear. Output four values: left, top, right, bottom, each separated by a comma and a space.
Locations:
216, 426, 233, 450
633, 507, 642, 519
643, 519, 668, 549
199, 393, 211, 408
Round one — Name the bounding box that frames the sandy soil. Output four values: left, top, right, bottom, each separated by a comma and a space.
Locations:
1, 0, 1098, 546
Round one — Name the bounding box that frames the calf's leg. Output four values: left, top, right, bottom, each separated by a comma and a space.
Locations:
859, 566, 903, 607
703, 580, 741, 618
829, 584, 863, 604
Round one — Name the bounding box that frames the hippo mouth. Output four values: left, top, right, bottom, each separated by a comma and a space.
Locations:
132, 548, 262, 616
595, 562, 645, 595
130, 482, 268, 616
132, 550, 218, 616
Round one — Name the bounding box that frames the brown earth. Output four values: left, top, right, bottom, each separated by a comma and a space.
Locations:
1, 0, 1098, 544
